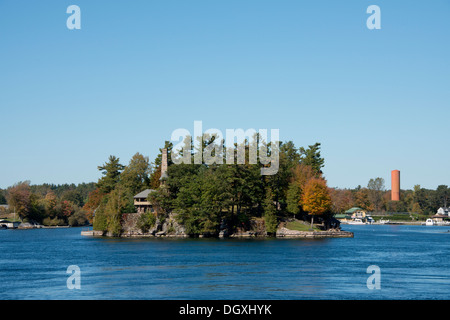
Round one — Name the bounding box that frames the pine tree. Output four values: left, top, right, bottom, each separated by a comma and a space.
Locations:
121, 153, 151, 195
299, 143, 324, 176
263, 188, 278, 235
97, 155, 125, 194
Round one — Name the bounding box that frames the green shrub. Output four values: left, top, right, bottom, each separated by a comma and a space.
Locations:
107, 213, 123, 236
42, 217, 66, 226
137, 211, 157, 233
93, 211, 108, 231
68, 208, 89, 226
264, 212, 278, 235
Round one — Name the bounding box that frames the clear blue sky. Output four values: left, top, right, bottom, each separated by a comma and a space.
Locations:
0, 0, 449, 190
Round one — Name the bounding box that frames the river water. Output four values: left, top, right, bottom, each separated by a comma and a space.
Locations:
0, 224, 449, 300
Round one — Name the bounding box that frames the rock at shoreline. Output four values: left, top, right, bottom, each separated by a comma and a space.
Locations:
17, 222, 43, 229
276, 227, 353, 238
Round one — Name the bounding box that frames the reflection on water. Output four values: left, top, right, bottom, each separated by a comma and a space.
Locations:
0, 225, 449, 299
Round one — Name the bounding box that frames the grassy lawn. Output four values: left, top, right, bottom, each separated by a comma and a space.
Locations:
285, 220, 320, 232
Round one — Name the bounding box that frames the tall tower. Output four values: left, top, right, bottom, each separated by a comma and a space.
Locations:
391, 170, 400, 201
160, 148, 169, 185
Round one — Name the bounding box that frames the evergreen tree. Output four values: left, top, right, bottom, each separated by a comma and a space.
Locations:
286, 182, 302, 218
121, 152, 152, 195
435, 185, 449, 208
174, 165, 232, 236
263, 189, 278, 235
103, 184, 132, 236
97, 155, 125, 194
299, 142, 324, 176
0, 190, 7, 205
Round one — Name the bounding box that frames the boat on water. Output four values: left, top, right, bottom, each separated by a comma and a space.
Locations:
348, 218, 366, 225
425, 218, 435, 226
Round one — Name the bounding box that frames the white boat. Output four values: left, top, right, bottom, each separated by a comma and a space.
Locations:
348, 218, 366, 225
425, 218, 434, 226
379, 219, 390, 224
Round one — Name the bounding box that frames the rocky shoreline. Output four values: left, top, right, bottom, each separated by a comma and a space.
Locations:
81, 213, 354, 239
276, 227, 353, 238
81, 228, 354, 238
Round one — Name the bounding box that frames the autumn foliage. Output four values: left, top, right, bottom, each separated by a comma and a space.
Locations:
301, 178, 332, 217
83, 188, 104, 223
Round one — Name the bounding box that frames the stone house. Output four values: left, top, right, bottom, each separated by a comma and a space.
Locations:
133, 189, 156, 214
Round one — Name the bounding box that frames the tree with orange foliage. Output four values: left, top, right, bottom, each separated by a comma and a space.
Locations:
83, 188, 104, 223
7, 182, 31, 221
329, 188, 354, 214
301, 178, 332, 229
286, 164, 319, 217
292, 163, 320, 186
43, 191, 58, 217
354, 188, 374, 211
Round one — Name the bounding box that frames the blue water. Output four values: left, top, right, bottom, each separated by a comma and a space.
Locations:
0, 225, 449, 300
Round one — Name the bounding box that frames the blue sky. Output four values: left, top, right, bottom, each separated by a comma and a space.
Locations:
0, 0, 449, 190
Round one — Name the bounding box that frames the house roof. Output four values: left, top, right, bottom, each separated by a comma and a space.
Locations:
335, 214, 351, 219
345, 207, 365, 214
134, 189, 156, 199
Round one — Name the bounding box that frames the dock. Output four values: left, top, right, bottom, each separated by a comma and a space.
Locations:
81, 229, 103, 236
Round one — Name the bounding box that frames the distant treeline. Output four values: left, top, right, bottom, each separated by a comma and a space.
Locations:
330, 181, 449, 216
0, 182, 96, 226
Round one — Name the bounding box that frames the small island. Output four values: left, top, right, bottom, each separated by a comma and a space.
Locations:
81, 140, 353, 239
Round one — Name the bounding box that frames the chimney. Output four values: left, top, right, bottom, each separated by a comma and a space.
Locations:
160, 148, 169, 184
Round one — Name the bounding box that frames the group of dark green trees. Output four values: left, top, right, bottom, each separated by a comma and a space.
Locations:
149, 140, 331, 235
89, 137, 331, 236
87, 152, 157, 235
